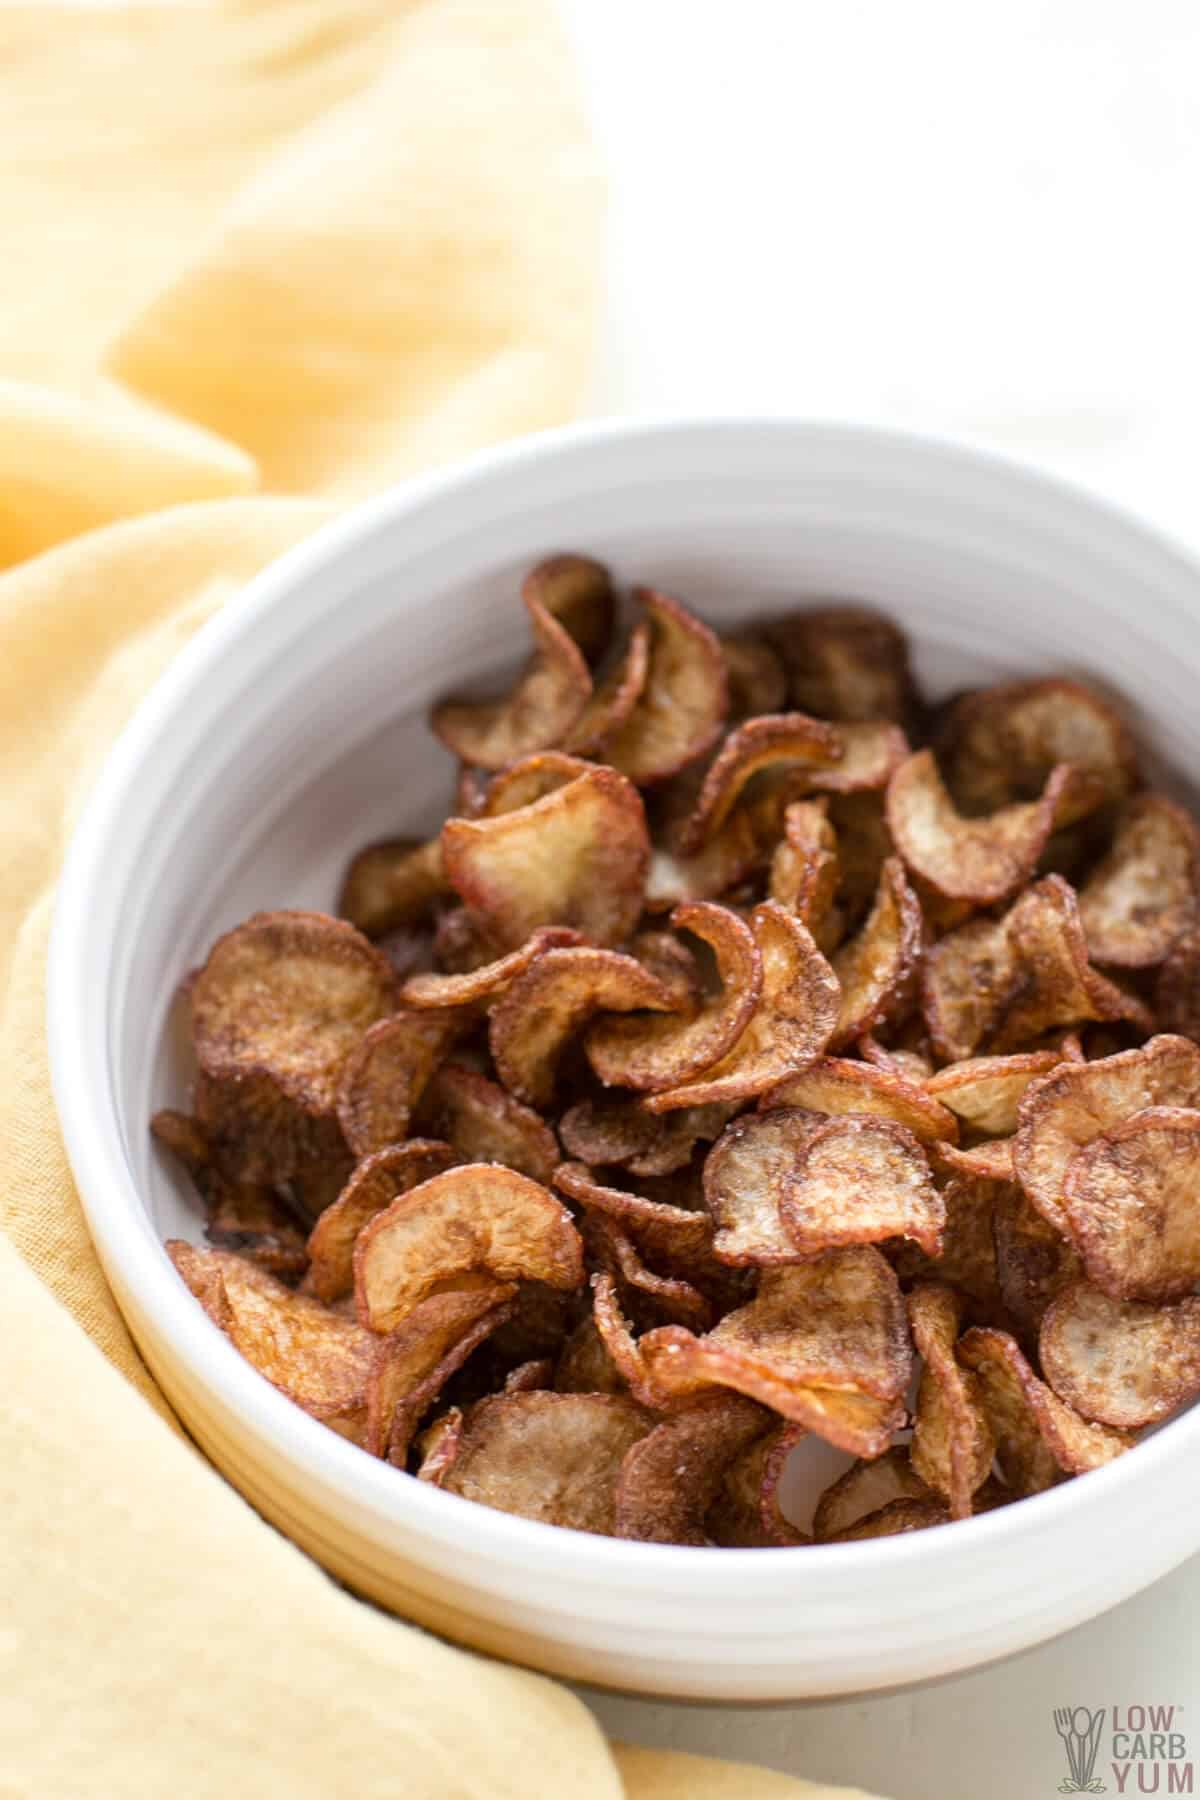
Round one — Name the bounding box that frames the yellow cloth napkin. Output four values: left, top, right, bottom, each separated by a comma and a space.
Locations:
0, 4, 887, 1795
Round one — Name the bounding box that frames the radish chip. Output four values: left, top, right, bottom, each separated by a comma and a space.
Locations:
781, 1116, 944, 1259
1039, 1281, 1200, 1429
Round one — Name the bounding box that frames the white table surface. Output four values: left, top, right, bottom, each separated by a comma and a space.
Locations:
557, 3, 1200, 1791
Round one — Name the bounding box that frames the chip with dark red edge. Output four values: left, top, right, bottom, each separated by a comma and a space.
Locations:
431, 586, 591, 770
305, 1139, 461, 1303
761, 1055, 958, 1145
830, 855, 924, 1049
398, 925, 583, 1010
1061, 1106, 1200, 1302
564, 621, 652, 756
936, 676, 1138, 815
364, 1285, 517, 1463
781, 1116, 944, 1259
811, 1446, 937, 1543
719, 631, 788, 719
413, 1063, 560, 1184
990, 1181, 1082, 1348
958, 1326, 1134, 1495
521, 552, 616, 668
1039, 1281, 1200, 1429
603, 588, 729, 785
764, 604, 918, 726
825, 1497, 952, 1541
706, 1420, 809, 1547
336, 1009, 468, 1158
1077, 793, 1200, 968
704, 1109, 814, 1267
614, 1394, 776, 1545
908, 1283, 995, 1520
768, 797, 844, 952
676, 712, 843, 854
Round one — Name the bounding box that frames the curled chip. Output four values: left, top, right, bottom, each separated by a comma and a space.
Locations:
190, 910, 395, 1115
439, 1391, 652, 1535
398, 925, 582, 1009
559, 1094, 732, 1178
1061, 1106, 1200, 1302
365, 1285, 516, 1463
720, 632, 788, 719
859, 1031, 935, 1082
584, 1216, 713, 1331
886, 749, 1103, 905
926, 1051, 1065, 1138
490, 947, 682, 1109
521, 552, 616, 667
1013, 1034, 1200, 1233
646, 903, 840, 1113
676, 712, 843, 854
555, 1161, 714, 1260
441, 764, 650, 951
602, 589, 729, 786
431, 586, 591, 770
591, 1272, 677, 1407
168, 1241, 375, 1444
613, 1394, 774, 1545
762, 1055, 958, 1146
769, 799, 843, 952
908, 1284, 995, 1519
416, 1064, 560, 1183
338, 838, 446, 937
353, 1164, 583, 1333
586, 901, 762, 1092
812, 1446, 936, 1543
638, 1251, 911, 1456
806, 721, 911, 797
991, 1181, 1082, 1346
478, 751, 592, 817
707, 1420, 808, 1547
336, 1009, 467, 1158
704, 1109, 814, 1266
192, 1067, 350, 1196
503, 1358, 555, 1395
1040, 1281, 1200, 1429
921, 913, 1013, 1064
781, 1117, 944, 1259
831, 857, 924, 1048
936, 1137, 1016, 1182
936, 676, 1138, 814
305, 1139, 461, 1302
959, 1326, 1134, 1495
826, 1497, 951, 1541
765, 604, 917, 725
564, 621, 652, 756
1077, 793, 1200, 967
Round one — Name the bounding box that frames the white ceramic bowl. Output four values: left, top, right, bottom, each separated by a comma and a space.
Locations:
48, 419, 1200, 1703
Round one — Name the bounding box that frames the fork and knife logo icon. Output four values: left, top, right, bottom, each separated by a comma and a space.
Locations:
1054, 1707, 1107, 1793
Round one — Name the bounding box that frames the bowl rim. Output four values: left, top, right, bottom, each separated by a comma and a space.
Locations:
45, 412, 1200, 1594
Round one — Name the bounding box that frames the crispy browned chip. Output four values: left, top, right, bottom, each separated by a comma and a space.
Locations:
937, 677, 1138, 814
364, 1285, 516, 1462
639, 1251, 911, 1454
991, 1181, 1082, 1345
490, 947, 682, 1109
765, 604, 917, 725
1061, 1105, 1200, 1302
768, 798, 844, 952
1155, 923, 1200, 1041
762, 1055, 958, 1145
1013, 1034, 1200, 1232
415, 1063, 560, 1183
586, 900, 761, 1092
191, 1068, 350, 1194
559, 1093, 733, 1178
603, 588, 729, 785
414, 1407, 464, 1484
582, 1211, 715, 1331
831, 856, 924, 1048
564, 622, 652, 757
887, 750, 1103, 906
704, 1109, 814, 1266
441, 764, 650, 951
826, 1497, 952, 1541
305, 1139, 461, 1302
555, 1160, 714, 1258
478, 751, 593, 817
938, 1138, 1017, 1181
677, 713, 843, 854
920, 912, 1013, 1064
959, 1326, 1133, 1494
398, 926, 583, 1009
1040, 1281, 1200, 1429
338, 838, 446, 937
891, 1167, 1005, 1320
781, 1117, 944, 1259
811, 1446, 937, 1542
590, 1271, 676, 1407
335, 1009, 466, 1158
806, 721, 911, 796
522, 553, 616, 667
926, 1051, 1066, 1138
190, 910, 395, 1115
720, 632, 788, 719
706, 1420, 808, 1547
555, 1313, 626, 1395
354, 1164, 583, 1332
908, 1284, 995, 1519
614, 1394, 774, 1544
152, 1110, 310, 1281
168, 1241, 375, 1443
440, 1391, 652, 1534
431, 587, 591, 770
647, 903, 840, 1112
1077, 793, 1200, 967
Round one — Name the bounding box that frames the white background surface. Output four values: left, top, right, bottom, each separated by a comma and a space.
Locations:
557, 3, 1200, 1793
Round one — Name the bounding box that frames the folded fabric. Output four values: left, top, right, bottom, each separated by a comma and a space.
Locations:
0, 4, 887, 1794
